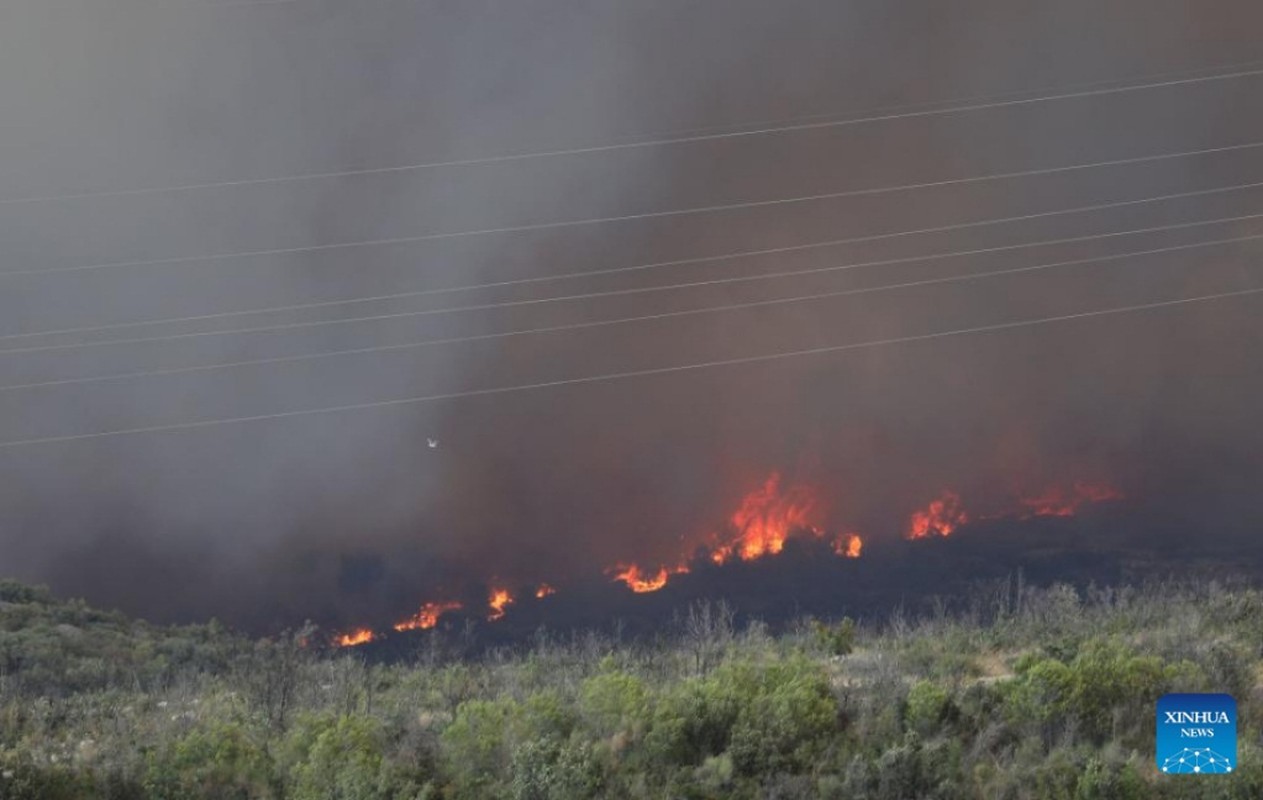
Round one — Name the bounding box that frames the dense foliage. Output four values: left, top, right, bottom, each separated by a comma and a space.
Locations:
1, 577, 1260, 798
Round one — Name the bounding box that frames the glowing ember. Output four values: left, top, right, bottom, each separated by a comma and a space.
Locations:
907, 491, 969, 539
535, 583, 557, 599
394, 600, 463, 632
834, 533, 864, 558
335, 628, 375, 648
487, 587, 514, 621
608, 563, 688, 593
1020, 482, 1124, 518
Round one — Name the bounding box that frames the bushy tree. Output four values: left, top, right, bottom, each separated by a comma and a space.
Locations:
1006, 639, 1191, 747
812, 617, 857, 657
143, 722, 274, 800
1, 578, 1261, 800
441, 690, 577, 797
285, 713, 429, 800
727, 659, 838, 776
440, 697, 519, 794
578, 669, 650, 739
1074, 754, 1144, 800
905, 680, 952, 736
508, 737, 604, 800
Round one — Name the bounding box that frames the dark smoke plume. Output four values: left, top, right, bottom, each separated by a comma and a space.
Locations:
0, 0, 1260, 633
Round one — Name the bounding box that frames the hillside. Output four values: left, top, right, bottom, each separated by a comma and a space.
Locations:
1, 577, 1261, 799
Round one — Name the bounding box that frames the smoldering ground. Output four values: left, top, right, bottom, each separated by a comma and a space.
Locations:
0, 0, 1260, 633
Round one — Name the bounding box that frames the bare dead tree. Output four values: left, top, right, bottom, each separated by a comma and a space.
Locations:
679, 599, 735, 676
240, 622, 316, 733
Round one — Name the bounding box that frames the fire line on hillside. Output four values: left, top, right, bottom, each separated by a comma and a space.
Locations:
332, 473, 1122, 646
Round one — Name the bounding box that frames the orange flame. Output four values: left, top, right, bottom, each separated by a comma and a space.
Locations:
907, 491, 969, 539
834, 533, 863, 558
905, 482, 1124, 540
1020, 482, 1123, 518
487, 587, 514, 621
712, 472, 822, 563
335, 628, 375, 647
608, 563, 689, 593
394, 600, 463, 632
608, 472, 863, 590
325, 471, 1125, 637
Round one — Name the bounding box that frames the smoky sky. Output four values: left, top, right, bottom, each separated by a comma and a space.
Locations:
0, 0, 1261, 632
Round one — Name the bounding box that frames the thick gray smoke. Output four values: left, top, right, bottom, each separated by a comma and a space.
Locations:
0, 0, 1260, 632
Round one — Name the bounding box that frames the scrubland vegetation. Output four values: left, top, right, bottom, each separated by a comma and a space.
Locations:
1, 577, 1260, 799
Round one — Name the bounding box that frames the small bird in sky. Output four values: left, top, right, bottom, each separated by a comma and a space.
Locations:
427, 438, 439, 449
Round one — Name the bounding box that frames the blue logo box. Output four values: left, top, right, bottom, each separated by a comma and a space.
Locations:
1156, 693, 1237, 774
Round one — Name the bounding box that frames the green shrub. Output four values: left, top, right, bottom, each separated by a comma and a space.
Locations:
578, 670, 651, 738
0, 752, 111, 800
1, 578, 1261, 800
641, 658, 840, 777
727, 660, 838, 776
284, 713, 430, 800
812, 618, 857, 657
441, 698, 519, 792
439, 690, 577, 796
1007, 640, 1186, 746
645, 673, 743, 767
905, 680, 952, 736
143, 722, 274, 800
509, 737, 604, 800
1075, 755, 1144, 800
842, 734, 965, 800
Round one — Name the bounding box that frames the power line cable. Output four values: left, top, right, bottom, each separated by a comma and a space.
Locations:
1, 227, 1258, 393
3, 65, 1261, 206
553, 58, 1263, 147
3, 201, 1260, 357
5, 51, 1257, 175
5, 177, 1261, 344
5, 139, 1262, 281
1, 284, 1256, 450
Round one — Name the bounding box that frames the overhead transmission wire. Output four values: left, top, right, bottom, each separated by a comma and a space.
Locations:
3, 139, 1262, 284
1, 222, 1260, 394
551, 57, 1263, 145
3, 52, 1258, 196
0, 284, 1257, 450
0, 55, 1257, 445
3, 176, 1261, 354
2, 62, 1261, 206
